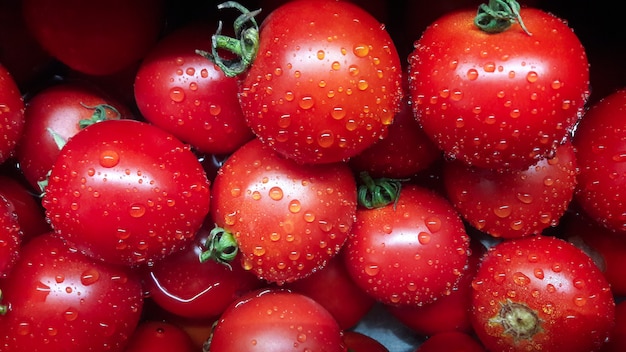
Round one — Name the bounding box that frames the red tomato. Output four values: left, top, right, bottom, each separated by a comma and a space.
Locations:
341, 330, 389, 352
22, 0, 165, 75
343, 183, 471, 306
41, 119, 211, 267
210, 138, 357, 284
223, 0, 403, 164
206, 288, 346, 352
143, 225, 265, 320
0, 233, 144, 351
443, 141, 578, 239
0, 63, 25, 165
408, 5, 589, 171
471, 235, 615, 352
15, 82, 133, 192
415, 331, 486, 352
602, 300, 626, 352
573, 88, 626, 233
124, 320, 196, 352
0, 193, 21, 277
0, 174, 50, 242
283, 252, 376, 330
134, 23, 254, 155
386, 239, 485, 336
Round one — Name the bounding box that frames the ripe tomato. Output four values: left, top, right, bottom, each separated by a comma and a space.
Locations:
341, 330, 389, 352
0, 63, 25, 165
573, 88, 626, 233
22, 0, 165, 75
15, 82, 133, 192
210, 138, 357, 284
216, 0, 403, 164
0, 193, 21, 277
415, 331, 486, 352
602, 300, 626, 352
343, 183, 471, 306
205, 288, 346, 352
283, 252, 376, 330
408, 4, 589, 171
124, 320, 196, 352
443, 141, 578, 239
0, 174, 50, 242
143, 225, 265, 320
41, 119, 211, 267
0, 233, 144, 352
471, 235, 615, 352
134, 23, 254, 155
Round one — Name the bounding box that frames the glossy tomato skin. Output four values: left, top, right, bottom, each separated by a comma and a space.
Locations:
42, 119, 211, 267
134, 23, 254, 155
143, 226, 265, 320
124, 320, 196, 352
443, 141, 578, 239
206, 289, 346, 352
409, 8, 589, 171
0, 174, 50, 243
0, 63, 25, 165
239, 0, 403, 164
574, 89, 626, 233
343, 183, 471, 306
22, 0, 165, 75
602, 300, 626, 352
15, 82, 133, 192
471, 235, 615, 352
210, 138, 357, 284
0, 193, 21, 277
0, 233, 144, 352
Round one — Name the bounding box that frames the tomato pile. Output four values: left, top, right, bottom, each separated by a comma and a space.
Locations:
1, 0, 625, 351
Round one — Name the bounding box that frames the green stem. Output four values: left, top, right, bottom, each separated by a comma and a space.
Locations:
199, 226, 239, 269
78, 103, 121, 128
474, 0, 531, 35
0, 289, 7, 315
196, 1, 261, 77
357, 171, 407, 210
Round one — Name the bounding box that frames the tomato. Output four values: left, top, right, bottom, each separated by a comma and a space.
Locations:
0, 174, 50, 242
470, 235, 615, 352
443, 140, 578, 239
210, 138, 357, 284
0, 193, 21, 278
143, 225, 265, 320
343, 182, 471, 306
134, 23, 254, 155
573, 88, 626, 233
0, 233, 144, 351
341, 330, 389, 352
283, 252, 376, 330
408, 3, 589, 171
602, 300, 626, 352
22, 0, 165, 76
15, 81, 133, 192
415, 331, 486, 352
124, 320, 196, 352
205, 288, 346, 352
41, 119, 211, 267
349, 76, 441, 179
386, 238, 485, 336
0, 63, 25, 165
211, 0, 403, 164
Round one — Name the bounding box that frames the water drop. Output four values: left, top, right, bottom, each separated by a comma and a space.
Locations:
467, 68, 479, 80
512, 272, 531, 286
357, 80, 369, 91
316, 50, 325, 60
331, 61, 341, 70
81, 268, 101, 286
99, 150, 120, 168
129, 203, 146, 218
353, 44, 369, 57
483, 62, 496, 72
331, 107, 346, 120
516, 193, 533, 204
169, 87, 185, 102
317, 130, 335, 148
64, 307, 79, 321
418, 232, 431, 245
288, 200, 301, 213
269, 187, 283, 200
364, 264, 380, 276
526, 71, 539, 83
298, 96, 314, 110
493, 205, 512, 218
424, 216, 442, 233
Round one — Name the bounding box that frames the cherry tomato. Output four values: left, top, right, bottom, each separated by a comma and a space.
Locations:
0, 193, 21, 277
206, 288, 346, 352
342, 330, 389, 352
41, 119, 211, 267
601, 300, 626, 352
0, 63, 25, 165
124, 320, 196, 352
0, 233, 144, 351
210, 138, 357, 284
0, 174, 50, 243
408, 3, 589, 171
471, 235, 615, 352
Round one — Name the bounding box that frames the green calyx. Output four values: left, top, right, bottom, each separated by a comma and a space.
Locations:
357, 171, 407, 210
0, 289, 7, 316
196, 1, 261, 77
78, 103, 121, 129
475, 0, 531, 35
199, 226, 239, 269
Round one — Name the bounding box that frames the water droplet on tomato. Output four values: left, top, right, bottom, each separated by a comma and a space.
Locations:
297, 333, 307, 343
169, 87, 185, 102
516, 193, 534, 204
573, 295, 587, 307
424, 216, 442, 233
298, 96, 314, 110
269, 187, 283, 201
357, 80, 369, 91
551, 80, 562, 89
303, 211, 315, 223
573, 278, 586, 289
99, 150, 120, 168
493, 205, 512, 218
129, 203, 146, 218
316, 50, 325, 60
467, 68, 479, 80
64, 307, 79, 321
526, 71, 539, 83
348, 64, 359, 76
80, 268, 100, 286
353, 44, 369, 57
317, 130, 334, 148
364, 264, 380, 276
55, 274, 65, 283
512, 272, 531, 286
483, 62, 496, 72
418, 232, 431, 245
